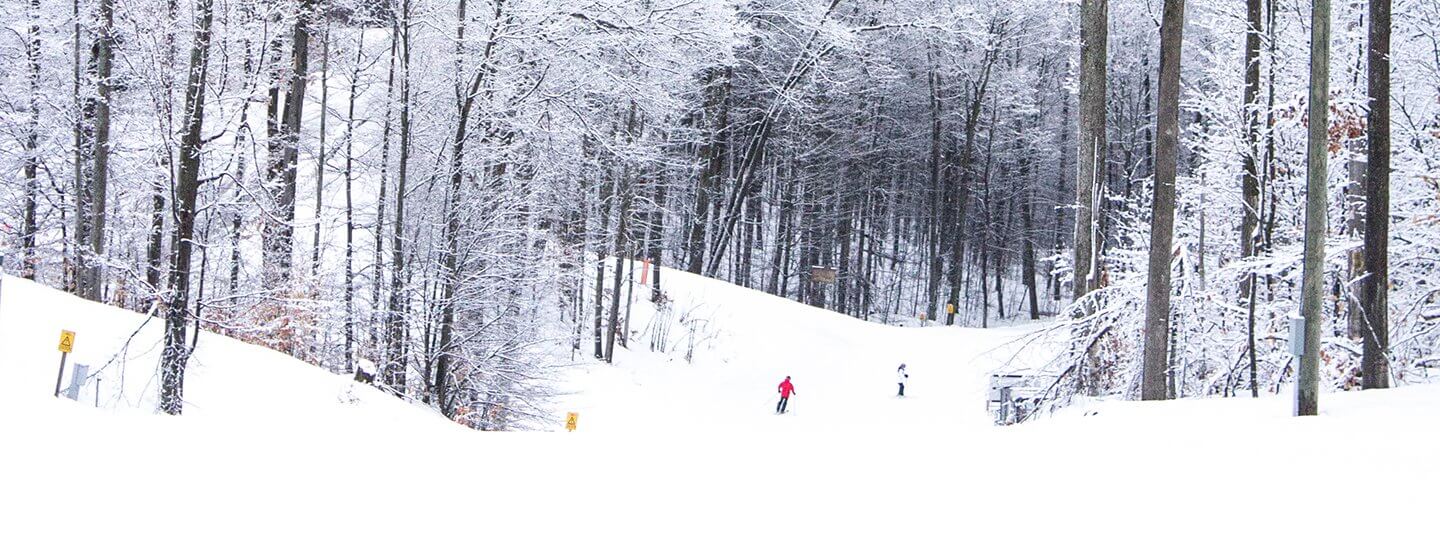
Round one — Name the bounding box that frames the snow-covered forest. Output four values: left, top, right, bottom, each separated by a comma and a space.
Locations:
1, 0, 1436, 426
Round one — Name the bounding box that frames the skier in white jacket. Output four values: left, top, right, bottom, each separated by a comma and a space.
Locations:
897, 364, 909, 397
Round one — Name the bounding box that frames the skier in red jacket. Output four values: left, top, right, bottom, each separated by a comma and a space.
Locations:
776, 376, 796, 414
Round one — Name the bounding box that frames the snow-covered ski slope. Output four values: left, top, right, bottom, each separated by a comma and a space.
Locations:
2, 270, 1437, 539
553, 262, 1056, 433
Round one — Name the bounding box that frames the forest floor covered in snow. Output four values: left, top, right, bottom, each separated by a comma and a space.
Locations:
1, 270, 1436, 539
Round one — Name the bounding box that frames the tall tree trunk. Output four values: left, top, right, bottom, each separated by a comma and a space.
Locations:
435, 0, 505, 417
648, 174, 666, 301
371, 20, 398, 357
70, 0, 89, 295
686, 68, 729, 276
20, 0, 42, 280
1297, 0, 1331, 416
1020, 132, 1039, 320
1074, 0, 1108, 300
1241, 0, 1263, 303
384, 0, 414, 394
1242, 0, 1264, 396
81, 0, 117, 302
1141, 0, 1185, 402
1362, 0, 1391, 389
313, 21, 331, 280
606, 195, 630, 363
769, 159, 796, 297
1052, 94, 1071, 302
147, 0, 181, 294
593, 136, 613, 360
343, 31, 365, 374
263, 0, 318, 291
925, 65, 944, 322
160, 0, 216, 416
1262, 0, 1279, 256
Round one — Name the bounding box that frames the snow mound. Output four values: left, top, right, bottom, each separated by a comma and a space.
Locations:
0, 273, 451, 430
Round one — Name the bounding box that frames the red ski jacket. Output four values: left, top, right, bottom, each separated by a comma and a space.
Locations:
778, 379, 796, 398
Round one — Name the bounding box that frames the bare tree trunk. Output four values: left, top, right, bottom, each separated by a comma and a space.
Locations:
1141, 0, 1185, 402
370, 19, 398, 357
1263, 0, 1279, 256
263, 0, 318, 291
1020, 133, 1039, 320
606, 104, 640, 360
1074, 0, 1108, 300
312, 20, 331, 280
1297, 0, 1331, 416
1242, 0, 1264, 396
925, 64, 943, 322
146, 0, 181, 294
593, 137, 613, 360
21, 0, 42, 280
606, 205, 630, 363
384, 0, 414, 393
648, 173, 667, 300
343, 31, 365, 374
1241, 0, 1263, 298
435, 0, 505, 417
1052, 95, 1070, 302
69, 0, 87, 294
160, 0, 216, 415
686, 68, 729, 276
1362, 0, 1391, 389
81, 0, 117, 302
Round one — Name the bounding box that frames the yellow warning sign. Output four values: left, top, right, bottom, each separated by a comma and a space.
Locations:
58, 330, 76, 354
946, 303, 956, 314
565, 412, 579, 432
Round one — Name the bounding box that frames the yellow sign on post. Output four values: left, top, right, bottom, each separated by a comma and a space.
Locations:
565, 412, 579, 432
946, 303, 956, 315
54, 330, 76, 397
58, 330, 76, 353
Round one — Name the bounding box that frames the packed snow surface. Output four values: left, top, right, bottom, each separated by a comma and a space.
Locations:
1, 270, 1435, 539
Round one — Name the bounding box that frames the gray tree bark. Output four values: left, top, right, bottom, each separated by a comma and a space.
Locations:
1141, 0, 1186, 401
384, 0, 414, 393
21, 0, 42, 280
1074, 0, 1108, 301
1362, 0, 1391, 389
160, 0, 216, 416
1298, 0, 1331, 416
263, 0, 318, 291
81, 0, 116, 302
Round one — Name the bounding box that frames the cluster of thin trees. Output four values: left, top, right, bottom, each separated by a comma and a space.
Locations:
1, 0, 1436, 426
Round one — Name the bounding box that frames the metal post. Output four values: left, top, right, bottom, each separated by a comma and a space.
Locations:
54, 352, 69, 398
999, 386, 1013, 424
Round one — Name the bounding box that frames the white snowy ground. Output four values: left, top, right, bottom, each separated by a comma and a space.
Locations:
1, 269, 1436, 539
